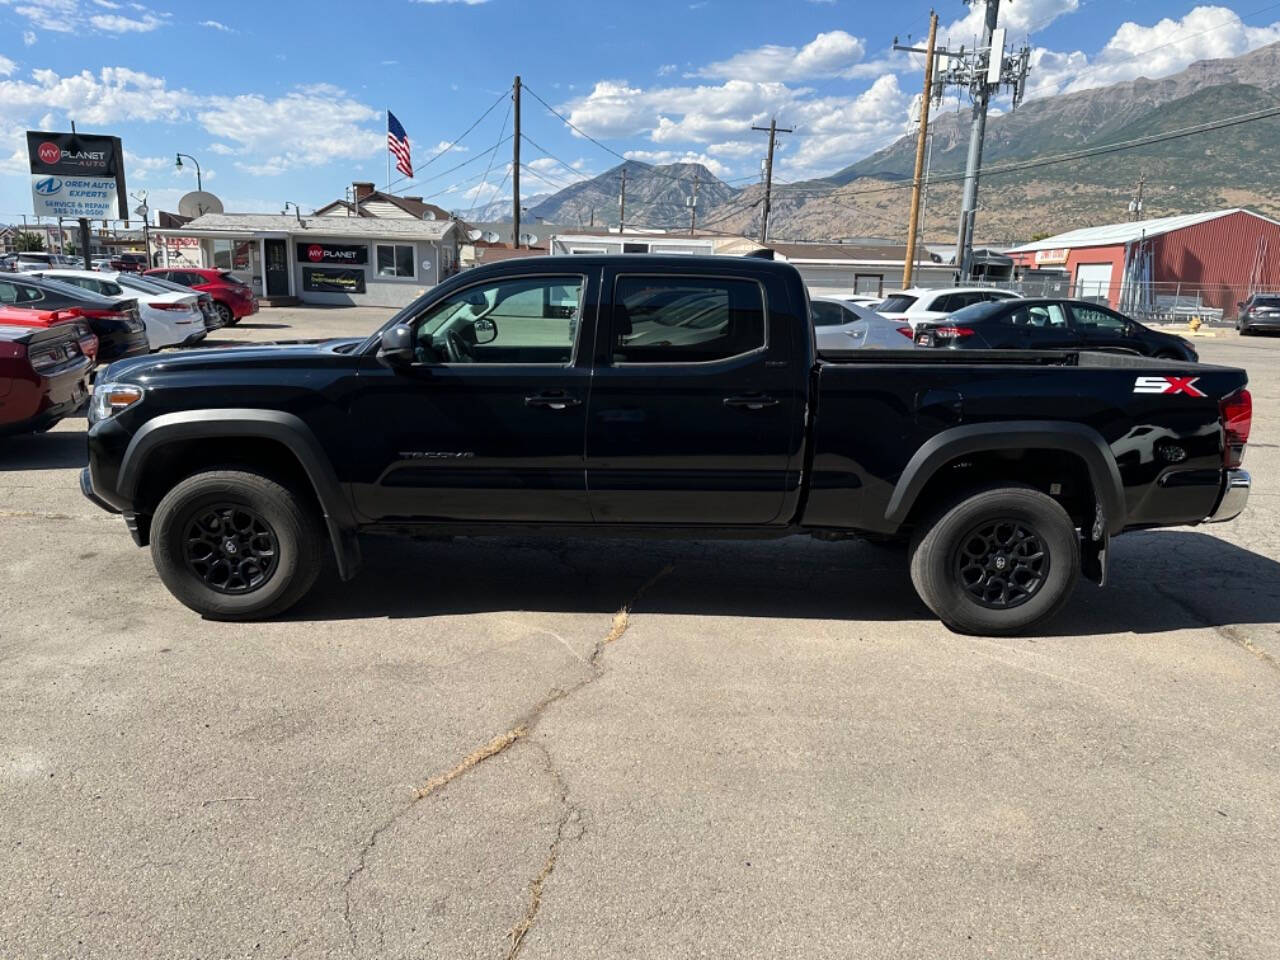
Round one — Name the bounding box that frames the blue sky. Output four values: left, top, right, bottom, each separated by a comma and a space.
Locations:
1, 0, 1279, 224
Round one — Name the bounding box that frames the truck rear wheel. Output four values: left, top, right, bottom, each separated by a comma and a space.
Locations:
909, 485, 1079, 635
150, 469, 325, 621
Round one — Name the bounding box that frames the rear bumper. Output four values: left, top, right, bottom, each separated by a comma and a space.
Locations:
1207, 469, 1250, 523
1241, 316, 1280, 329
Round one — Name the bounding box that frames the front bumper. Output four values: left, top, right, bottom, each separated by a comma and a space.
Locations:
1207, 469, 1250, 523
80, 466, 120, 514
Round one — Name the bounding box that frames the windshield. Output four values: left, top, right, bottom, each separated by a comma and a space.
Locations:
117, 275, 176, 295
877, 294, 917, 313
1253, 297, 1280, 308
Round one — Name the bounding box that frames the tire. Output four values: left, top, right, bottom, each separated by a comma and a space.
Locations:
1239, 325, 1252, 336
214, 301, 236, 326
150, 469, 325, 620
909, 484, 1080, 636
1153, 350, 1181, 360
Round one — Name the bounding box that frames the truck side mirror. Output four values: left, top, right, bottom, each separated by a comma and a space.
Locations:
378, 324, 414, 366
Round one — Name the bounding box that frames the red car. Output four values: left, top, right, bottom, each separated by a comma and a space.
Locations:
0, 305, 99, 364
0, 318, 93, 436
144, 267, 259, 326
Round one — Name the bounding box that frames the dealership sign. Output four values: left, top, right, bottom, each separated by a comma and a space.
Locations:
303, 267, 366, 294
26, 131, 127, 219
297, 242, 368, 265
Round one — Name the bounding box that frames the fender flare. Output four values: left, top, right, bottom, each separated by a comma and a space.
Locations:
884, 420, 1126, 536
118, 409, 362, 579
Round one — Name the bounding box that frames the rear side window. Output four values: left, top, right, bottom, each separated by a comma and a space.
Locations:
810, 301, 846, 327
612, 276, 765, 364
0, 281, 45, 305
218, 271, 245, 285
877, 294, 917, 313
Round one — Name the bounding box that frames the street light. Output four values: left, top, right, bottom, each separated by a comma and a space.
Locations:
174, 152, 202, 192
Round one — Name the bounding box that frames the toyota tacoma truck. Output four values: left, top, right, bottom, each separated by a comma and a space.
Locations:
80, 256, 1253, 634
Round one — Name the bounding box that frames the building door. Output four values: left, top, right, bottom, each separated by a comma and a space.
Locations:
1074, 263, 1113, 302
264, 238, 290, 296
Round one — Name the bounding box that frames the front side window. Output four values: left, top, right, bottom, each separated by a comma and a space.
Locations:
1003, 303, 1068, 328
412, 275, 583, 365
612, 276, 765, 364
376, 243, 416, 278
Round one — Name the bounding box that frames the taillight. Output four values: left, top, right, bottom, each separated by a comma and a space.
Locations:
931, 326, 976, 339
1220, 388, 1252, 468
30, 342, 74, 372
149, 301, 191, 311
79, 308, 125, 320
896, 326, 914, 338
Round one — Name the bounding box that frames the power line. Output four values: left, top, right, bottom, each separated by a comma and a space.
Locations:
386, 90, 508, 193
395, 134, 513, 191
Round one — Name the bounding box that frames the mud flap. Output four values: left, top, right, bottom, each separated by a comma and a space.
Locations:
1080, 501, 1108, 586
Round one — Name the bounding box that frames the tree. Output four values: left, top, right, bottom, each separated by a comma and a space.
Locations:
15, 231, 45, 252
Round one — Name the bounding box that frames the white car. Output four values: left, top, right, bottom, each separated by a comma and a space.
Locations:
876, 287, 1021, 328
811, 297, 917, 352
30, 268, 205, 350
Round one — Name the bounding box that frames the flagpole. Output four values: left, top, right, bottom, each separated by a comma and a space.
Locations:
386, 108, 392, 195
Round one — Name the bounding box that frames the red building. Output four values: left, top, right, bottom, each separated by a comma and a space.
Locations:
1006, 208, 1280, 319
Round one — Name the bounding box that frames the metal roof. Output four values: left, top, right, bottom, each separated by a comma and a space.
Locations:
1007, 208, 1280, 253
165, 213, 456, 241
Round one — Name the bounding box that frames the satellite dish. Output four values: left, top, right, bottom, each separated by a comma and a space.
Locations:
519, 232, 538, 246
466, 228, 483, 241
482, 231, 500, 243
423, 210, 437, 220
178, 190, 223, 218
133, 204, 149, 218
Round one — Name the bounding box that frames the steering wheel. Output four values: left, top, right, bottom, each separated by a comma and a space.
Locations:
444, 328, 475, 363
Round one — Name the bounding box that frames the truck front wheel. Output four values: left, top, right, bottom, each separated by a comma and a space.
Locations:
150, 469, 325, 620
909, 485, 1080, 635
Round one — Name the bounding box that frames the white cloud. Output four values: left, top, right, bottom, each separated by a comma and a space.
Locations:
431, 140, 467, 153
0, 66, 192, 123
565, 78, 795, 142
657, 63, 677, 76
706, 139, 759, 158
23, 30, 37, 45
1025, 5, 1280, 100
623, 149, 731, 177
943, 0, 1078, 42
777, 74, 912, 179
0, 55, 16, 77
697, 30, 868, 81
199, 19, 233, 32
90, 11, 163, 31
93, 0, 121, 8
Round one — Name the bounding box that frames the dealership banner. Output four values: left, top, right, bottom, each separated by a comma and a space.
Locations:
26, 131, 127, 220
303, 267, 367, 294
298, 242, 368, 265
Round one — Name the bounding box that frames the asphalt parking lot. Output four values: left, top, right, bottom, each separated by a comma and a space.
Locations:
2, 309, 1279, 959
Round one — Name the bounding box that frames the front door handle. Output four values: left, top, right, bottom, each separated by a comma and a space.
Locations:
723, 394, 779, 410
525, 392, 581, 411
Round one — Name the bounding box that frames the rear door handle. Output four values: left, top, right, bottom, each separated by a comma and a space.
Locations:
525, 392, 581, 411
723, 394, 779, 410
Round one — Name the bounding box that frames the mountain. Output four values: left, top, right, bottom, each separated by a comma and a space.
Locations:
526, 161, 739, 228
700, 41, 1280, 244
458, 193, 552, 223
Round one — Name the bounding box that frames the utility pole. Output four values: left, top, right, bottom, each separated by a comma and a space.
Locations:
901, 10, 939, 288
753, 117, 792, 245
512, 75, 521, 248
618, 167, 626, 233
934, 0, 1030, 281
688, 169, 699, 235
1128, 173, 1146, 221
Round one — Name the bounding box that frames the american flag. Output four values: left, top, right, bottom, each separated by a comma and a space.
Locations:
387, 111, 413, 179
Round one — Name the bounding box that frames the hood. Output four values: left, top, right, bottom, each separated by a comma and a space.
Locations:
104, 337, 364, 381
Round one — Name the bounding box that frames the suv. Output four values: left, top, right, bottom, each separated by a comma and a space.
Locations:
1237, 294, 1280, 335
876, 287, 1021, 328
144, 268, 258, 326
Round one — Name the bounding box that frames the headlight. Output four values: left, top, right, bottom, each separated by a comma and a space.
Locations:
88, 383, 143, 423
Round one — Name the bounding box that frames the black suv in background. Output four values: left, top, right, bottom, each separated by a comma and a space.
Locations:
1237, 295, 1280, 335
915, 297, 1199, 361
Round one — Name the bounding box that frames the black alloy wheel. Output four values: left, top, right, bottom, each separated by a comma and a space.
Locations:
183, 504, 279, 594
953, 520, 1049, 610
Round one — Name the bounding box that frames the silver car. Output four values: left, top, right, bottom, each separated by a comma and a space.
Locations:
811, 297, 917, 352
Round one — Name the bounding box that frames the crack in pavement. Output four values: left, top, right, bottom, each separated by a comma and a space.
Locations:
340, 562, 675, 956
1152, 583, 1280, 675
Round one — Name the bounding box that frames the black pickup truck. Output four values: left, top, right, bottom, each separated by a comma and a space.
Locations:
80, 256, 1253, 634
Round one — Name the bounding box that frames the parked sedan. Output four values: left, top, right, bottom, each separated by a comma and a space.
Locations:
914, 297, 1199, 361
124, 273, 225, 332
0, 304, 99, 364
0, 320, 93, 436
811, 297, 916, 351
145, 267, 258, 326
1237, 294, 1280, 335
0, 273, 149, 362
32, 268, 205, 350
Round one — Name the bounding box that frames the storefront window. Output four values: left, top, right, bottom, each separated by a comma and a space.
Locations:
376, 243, 415, 278
212, 238, 233, 270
